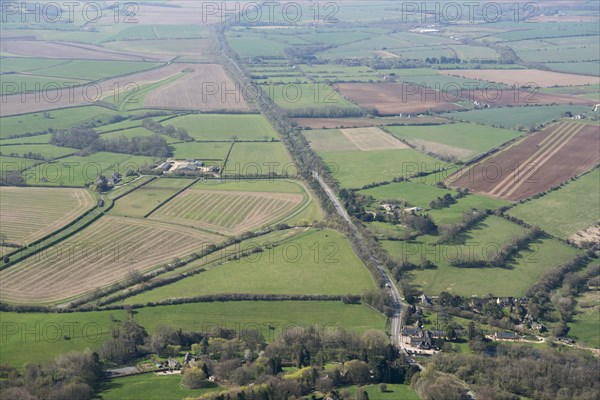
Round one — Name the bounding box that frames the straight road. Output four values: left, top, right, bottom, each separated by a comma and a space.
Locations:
312, 170, 404, 347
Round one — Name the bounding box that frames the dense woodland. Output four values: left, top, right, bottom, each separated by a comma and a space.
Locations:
50, 128, 170, 157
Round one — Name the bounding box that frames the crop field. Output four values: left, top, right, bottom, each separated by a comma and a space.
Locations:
1, 63, 184, 116
150, 188, 304, 235
125, 229, 376, 304
508, 169, 600, 239
440, 69, 600, 88
336, 83, 464, 115
143, 64, 250, 111
165, 113, 277, 141
443, 105, 591, 129
0, 216, 218, 304
387, 236, 579, 297
317, 148, 450, 188
0, 187, 94, 245
339, 127, 408, 151
23, 152, 157, 187
449, 121, 600, 200
305, 129, 366, 152
223, 142, 292, 176
386, 123, 522, 161
109, 178, 195, 218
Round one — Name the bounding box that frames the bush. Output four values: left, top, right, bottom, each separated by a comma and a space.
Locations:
182, 367, 209, 389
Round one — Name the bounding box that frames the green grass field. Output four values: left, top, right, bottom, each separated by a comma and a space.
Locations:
386, 123, 521, 160
423, 193, 509, 225
360, 181, 453, 207
568, 290, 600, 349
2, 59, 162, 81
0, 155, 40, 174
0, 143, 77, 159
223, 142, 292, 176
169, 142, 231, 161
442, 105, 589, 129
100, 126, 179, 143
110, 178, 195, 218
99, 373, 221, 400
508, 169, 600, 239
228, 35, 287, 57
166, 114, 277, 141
0, 106, 121, 138
0, 301, 385, 367
342, 384, 420, 400
390, 236, 580, 297
125, 229, 376, 304
318, 149, 450, 188
545, 62, 600, 76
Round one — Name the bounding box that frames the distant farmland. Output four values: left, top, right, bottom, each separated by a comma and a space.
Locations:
448, 121, 600, 201
0, 63, 183, 116
440, 69, 600, 87
0, 216, 218, 304
0, 187, 94, 245
336, 82, 464, 115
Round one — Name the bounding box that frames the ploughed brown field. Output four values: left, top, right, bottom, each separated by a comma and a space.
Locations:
143, 64, 251, 111
336, 83, 464, 115
448, 121, 600, 201
440, 69, 600, 88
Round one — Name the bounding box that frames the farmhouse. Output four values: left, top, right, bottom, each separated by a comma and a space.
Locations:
176, 163, 198, 172
401, 326, 440, 351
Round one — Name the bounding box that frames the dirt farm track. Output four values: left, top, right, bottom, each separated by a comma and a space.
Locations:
448, 121, 600, 201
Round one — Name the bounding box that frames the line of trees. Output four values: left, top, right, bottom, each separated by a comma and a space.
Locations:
450, 226, 542, 268
141, 119, 193, 142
